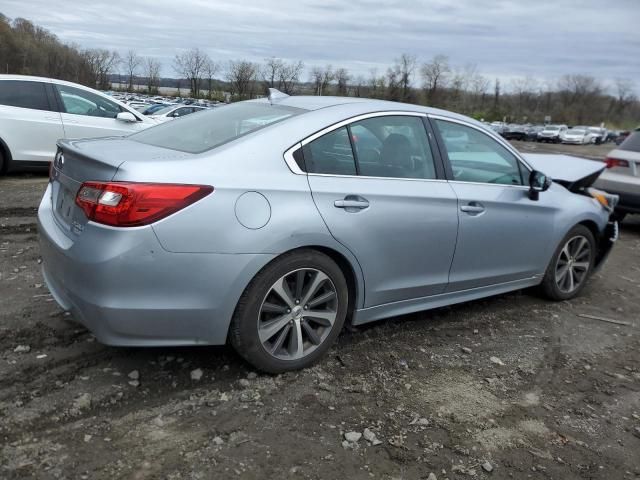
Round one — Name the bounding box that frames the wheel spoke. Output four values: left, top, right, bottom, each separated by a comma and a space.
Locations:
301, 320, 321, 345
571, 237, 587, 257
294, 270, 305, 301
288, 320, 304, 359
555, 264, 570, 284
567, 268, 575, 291
573, 261, 589, 271
258, 314, 291, 343
269, 324, 291, 354
307, 290, 336, 309
262, 302, 288, 314
272, 277, 295, 309
304, 309, 336, 326
561, 244, 570, 261
301, 271, 329, 306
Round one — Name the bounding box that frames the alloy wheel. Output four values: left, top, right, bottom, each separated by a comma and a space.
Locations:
555, 235, 592, 293
257, 268, 338, 361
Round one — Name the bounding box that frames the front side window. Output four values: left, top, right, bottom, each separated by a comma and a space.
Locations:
0, 80, 51, 111
435, 119, 524, 186
56, 84, 123, 118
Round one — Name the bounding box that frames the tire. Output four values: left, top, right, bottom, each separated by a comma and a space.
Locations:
540, 225, 596, 301
0, 149, 5, 175
229, 249, 349, 373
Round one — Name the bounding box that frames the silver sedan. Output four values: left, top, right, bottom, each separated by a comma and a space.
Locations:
39, 91, 618, 372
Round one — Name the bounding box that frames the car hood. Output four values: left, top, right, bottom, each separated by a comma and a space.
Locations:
522, 153, 605, 191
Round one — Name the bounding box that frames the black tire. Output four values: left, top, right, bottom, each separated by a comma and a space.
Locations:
541, 225, 596, 301
229, 249, 349, 373
0, 149, 5, 175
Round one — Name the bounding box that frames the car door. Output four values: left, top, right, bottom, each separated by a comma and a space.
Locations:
0, 79, 64, 163
302, 113, 459, 307
432, 116, 559, 291
54, 84, 144, 139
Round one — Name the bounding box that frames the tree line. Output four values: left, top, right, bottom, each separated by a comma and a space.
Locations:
1, 14, 638, 127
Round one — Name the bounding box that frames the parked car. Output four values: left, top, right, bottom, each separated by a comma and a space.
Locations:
594, 128, 640, 221
0, 75, 156, 173
615, 130, 631, 145
560, 128, 593, 145
537, 125, 567, 143
525, 125, 545, 141
502, 124, 527, 141
587, 127, 607, 145
141, 103, 172, 115
39, 92, 618, 373
147, 105, 207, 123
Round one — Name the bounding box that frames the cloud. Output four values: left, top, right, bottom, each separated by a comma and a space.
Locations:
2, 0, 638, 92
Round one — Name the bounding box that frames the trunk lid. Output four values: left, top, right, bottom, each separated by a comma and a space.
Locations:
50, 137, 187, 236
522, 153, 605, 191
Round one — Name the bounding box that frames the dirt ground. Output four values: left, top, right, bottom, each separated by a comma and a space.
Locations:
1, 142, 639, 479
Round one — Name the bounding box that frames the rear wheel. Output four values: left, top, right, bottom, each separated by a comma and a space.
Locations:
229, 250, 348, 373
541, 225, 596, 300
0, 149, 5, 174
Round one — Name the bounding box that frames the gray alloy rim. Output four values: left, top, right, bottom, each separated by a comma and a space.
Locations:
555, 235, 592, 294
257, 268, 338, 361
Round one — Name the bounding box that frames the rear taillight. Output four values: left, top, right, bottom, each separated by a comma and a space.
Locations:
604, 157, 629, 169
75, 182, 213, 227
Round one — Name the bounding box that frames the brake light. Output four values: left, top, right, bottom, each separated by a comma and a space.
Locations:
75, 182, 213, 227
604, 157, 629, 169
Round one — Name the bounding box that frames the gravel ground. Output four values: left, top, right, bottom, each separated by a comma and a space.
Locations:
1, 143, 639, 479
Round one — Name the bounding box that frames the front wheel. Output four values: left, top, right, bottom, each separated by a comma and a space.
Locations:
229, 250, 348, 373
541, 225, 596, 300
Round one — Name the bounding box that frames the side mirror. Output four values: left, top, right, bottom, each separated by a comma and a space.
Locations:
116, 112, 137, 123
529, 170, 551, 201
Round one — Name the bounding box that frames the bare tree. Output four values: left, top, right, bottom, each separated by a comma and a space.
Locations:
173, 47, 209, 97
309, 65, 334, 95
395, 53, 416, 102
334, 67, 350, 96
263, 57, 304, 94
420, 54, 450, 106
144, 57, 161, 94
84, 48, 120, 89
226, 60, 259, 99
124, 50, 141, 92
203, 59, 219, 99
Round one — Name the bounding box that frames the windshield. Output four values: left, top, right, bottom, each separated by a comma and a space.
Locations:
131, 102, 306, 153
568, 130, 585, 135
544, 126, 560, 132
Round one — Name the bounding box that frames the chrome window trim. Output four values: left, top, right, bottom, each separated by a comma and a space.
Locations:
428, 114, 533, 174
308, 173, 448, 183
283, 110, 432, 179
447, 180, 529, 190
283, 143, 305, 174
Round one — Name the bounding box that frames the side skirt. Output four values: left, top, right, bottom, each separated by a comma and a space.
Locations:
352, 276, 542, 325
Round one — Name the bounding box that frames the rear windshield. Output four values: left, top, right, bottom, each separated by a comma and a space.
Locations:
131, 102, 305, 153
618, 131, 640, 152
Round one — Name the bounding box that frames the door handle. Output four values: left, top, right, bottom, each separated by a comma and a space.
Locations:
334, 196, 369, 210
460, 202, 485, 215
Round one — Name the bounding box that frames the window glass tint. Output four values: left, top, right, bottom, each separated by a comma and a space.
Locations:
350, 116, 436, 179
132, 102, 304, 154
302, 127, 356, 175
435, 120, 524, 186
619, 131, 640, 152
57, 84, 122, 118
0, 80, 51, 110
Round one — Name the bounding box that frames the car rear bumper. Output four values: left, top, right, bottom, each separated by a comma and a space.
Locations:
594, 175, 640, 214
38, 184, 274, 346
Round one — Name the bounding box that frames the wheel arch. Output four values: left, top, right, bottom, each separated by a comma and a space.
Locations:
0, 136, 12, 173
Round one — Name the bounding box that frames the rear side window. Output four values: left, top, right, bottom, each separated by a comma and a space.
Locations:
0, 80, 51, 111
619, 131, 640, 152
302, 127, 357, 175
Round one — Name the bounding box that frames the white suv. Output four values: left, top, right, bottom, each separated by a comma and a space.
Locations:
0, 75, 156, 173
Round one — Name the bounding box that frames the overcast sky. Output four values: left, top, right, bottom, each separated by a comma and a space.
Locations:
2, 0, 639, 93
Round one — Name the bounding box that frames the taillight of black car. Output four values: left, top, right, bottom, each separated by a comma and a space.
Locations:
75, 182, 213, 227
